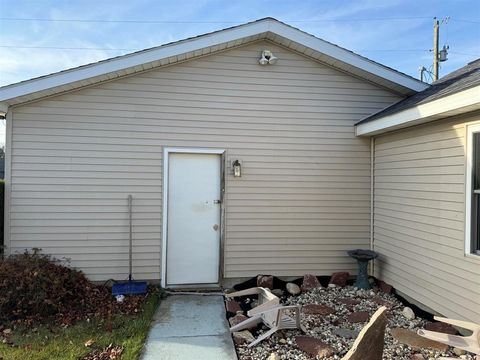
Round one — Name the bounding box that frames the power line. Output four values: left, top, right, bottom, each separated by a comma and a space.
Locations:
0, 44, 434, 52
0, 16, 477, 25
0, 16, 436, 24
450, 51, 479, 57
0, 45, 137, 51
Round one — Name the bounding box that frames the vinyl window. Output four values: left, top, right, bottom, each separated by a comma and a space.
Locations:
466, 124, 480, 255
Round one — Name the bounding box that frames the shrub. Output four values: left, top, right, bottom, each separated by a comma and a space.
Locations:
0, 250, 147, 324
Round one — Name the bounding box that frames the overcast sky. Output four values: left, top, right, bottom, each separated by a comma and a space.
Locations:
0, 0, 479, 144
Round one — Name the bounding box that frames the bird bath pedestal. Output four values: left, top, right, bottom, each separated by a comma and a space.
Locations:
347, 249, 378, 289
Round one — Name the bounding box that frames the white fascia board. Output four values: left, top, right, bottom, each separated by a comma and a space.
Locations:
356, 85, 480, 136
268, 21, 428, 93
0, 102, 8, 114
0, 18, 426, 104
0, 21, 271, 102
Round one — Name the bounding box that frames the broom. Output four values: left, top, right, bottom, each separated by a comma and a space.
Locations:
112, 195, 147, 296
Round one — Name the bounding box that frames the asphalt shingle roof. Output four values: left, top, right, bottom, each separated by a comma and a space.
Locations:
357, 58, 480, 125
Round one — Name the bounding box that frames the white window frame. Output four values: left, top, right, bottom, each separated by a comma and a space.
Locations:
465, 123, 480, 256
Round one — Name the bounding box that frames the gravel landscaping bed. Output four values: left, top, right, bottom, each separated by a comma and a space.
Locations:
226, 276, 477, 360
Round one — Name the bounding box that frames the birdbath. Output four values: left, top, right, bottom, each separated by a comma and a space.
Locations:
347, 249, 378, 289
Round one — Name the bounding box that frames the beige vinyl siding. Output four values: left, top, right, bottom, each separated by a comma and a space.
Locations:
373, 112, 480, 323
8, 40, 401, 281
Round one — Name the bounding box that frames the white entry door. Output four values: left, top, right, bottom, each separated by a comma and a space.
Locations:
166, 153, 222, 286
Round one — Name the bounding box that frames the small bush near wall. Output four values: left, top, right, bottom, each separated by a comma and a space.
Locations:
0, 251, 148, 324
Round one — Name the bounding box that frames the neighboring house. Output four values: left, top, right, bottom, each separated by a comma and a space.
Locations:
1, 18, 476, 322
356, 59, 480, 323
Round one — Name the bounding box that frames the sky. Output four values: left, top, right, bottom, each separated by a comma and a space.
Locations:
0, 0, 479, 144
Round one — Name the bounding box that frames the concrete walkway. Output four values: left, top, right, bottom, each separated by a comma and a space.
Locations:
141, 294, 237, 360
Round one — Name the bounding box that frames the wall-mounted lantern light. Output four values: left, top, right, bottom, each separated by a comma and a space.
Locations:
232, 160, 242, 177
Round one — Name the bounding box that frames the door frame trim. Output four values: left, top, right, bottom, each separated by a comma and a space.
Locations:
161, 147, 226, 288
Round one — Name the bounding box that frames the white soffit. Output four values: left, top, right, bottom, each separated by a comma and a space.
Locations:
0, 18, 427, 107
355, 85, 480, 136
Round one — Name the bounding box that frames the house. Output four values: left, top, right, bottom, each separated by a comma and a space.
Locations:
356, 59, 480, 323
1, 18, 476, 322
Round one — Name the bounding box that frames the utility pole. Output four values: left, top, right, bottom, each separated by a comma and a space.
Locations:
433, 17, 440, 81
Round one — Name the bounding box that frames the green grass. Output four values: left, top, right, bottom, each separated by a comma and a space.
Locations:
0, 290, 162, 360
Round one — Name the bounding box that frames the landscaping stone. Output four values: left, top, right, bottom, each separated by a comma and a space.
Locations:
257, 275, 274, 289
377, 280, 393, 294
372, 296, 394, 308
391, 328, 449, 351
329, 272, 349, 287
333, 328, 359, 339
231, 281, 475, 360
225, 300, 242, 314
410, 353, 424, 360
453, 347, 467, 356
233, 330, 255, 345
342, 306, 387, 360
295, 336, 335, 357
302, 304, 336, 316
425, 321, 457, 335
347, 311, 370, 323
267, 353, 279, 360
229, 314, 251, 328
300, 274, 321, 292
271, 289, 284, 297
286, 283, 301, 295
339, 298, 361, 309
402, 307, 416, 320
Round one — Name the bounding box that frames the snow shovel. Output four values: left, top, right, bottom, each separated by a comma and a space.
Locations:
112, 195, 147, 296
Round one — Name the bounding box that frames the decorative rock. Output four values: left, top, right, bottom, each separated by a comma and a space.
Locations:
347, 311, 370, 323
225, 300, 242, 314
402, 307, 416, 320
372, 296, 393, 309
229, 314, 251, 328
303, 304, 336, 316
453, 347, 467, 356
271, 289, 284, 297
295, 336, 335, 357
391, 328, 449, 351
232, 330, 255, 345
301, 274, 322, 292
257, 275, 274, 289
329, 272, 349, 287
333, 328, 359, 339
267, 353, 280, 360
410, 354, 424, 360
339, 298, 361, 309
425, 321, 457, 335
342, 306, 387, 360
377, 280, 393, 294
286, 282, 301, 295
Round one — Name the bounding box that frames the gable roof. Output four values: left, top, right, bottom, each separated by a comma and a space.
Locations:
356, 58, 480, 136
0, 17, 427, 111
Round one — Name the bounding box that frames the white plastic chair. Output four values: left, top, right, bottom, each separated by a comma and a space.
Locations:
417, 316, 480, 355
229, 304, 305, 347
225, 287, 305, 347
225, 287, 280, 316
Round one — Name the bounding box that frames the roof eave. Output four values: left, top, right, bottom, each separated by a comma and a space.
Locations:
355, 85, 480, 136
0, 18, 427, 106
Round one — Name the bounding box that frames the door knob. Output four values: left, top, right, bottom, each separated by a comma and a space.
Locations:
213, 224, 219, 231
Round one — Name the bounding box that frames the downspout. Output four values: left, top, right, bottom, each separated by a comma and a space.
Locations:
369, 136, 375, 277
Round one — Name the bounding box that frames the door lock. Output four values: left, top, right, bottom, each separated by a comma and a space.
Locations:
213, 199, 221, 204
213, 224, 219, 231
